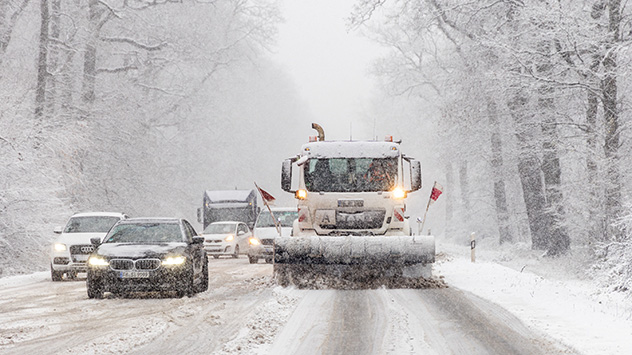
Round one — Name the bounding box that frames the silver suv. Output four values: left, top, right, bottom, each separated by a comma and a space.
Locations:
50, 212, 127, 281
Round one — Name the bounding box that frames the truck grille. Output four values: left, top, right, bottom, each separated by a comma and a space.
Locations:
109, 259, 161, 271
331, 210, 386, 230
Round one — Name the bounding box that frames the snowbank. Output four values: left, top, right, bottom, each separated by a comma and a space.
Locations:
435, 239, 632, 355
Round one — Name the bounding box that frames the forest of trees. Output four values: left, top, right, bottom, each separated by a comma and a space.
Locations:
2, 0, 632, 294
352, 0, 632, 293
0, 0, 309, 275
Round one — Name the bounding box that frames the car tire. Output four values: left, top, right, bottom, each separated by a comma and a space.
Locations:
198, 257, 209, 292
213, 255, 219, 259
177, 265, 195, 298
51, 264, 63, 282
86, 276, 104, 299
265, 258, 273, 264
232, 245, 239, 258
248, 255, 257, 264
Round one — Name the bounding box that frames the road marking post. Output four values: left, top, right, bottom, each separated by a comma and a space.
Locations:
471, 232, 476, 263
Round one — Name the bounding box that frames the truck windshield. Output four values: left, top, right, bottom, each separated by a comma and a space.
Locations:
304, 158, 397, 192
256, 211, 298, 228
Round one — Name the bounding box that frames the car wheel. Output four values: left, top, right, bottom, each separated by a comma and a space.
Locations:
265, 258, 273, 264
177, 266, 195, 298
50, 264, 63, 282
248, 255, 257, 264
213, 255, 219, 259
198, 257, 209, 292
86, 275, 104, 299
232, 245, 239, 258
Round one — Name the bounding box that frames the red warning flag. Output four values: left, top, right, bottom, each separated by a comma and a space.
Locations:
254, 182, 276, 204
429, 182, 443, 205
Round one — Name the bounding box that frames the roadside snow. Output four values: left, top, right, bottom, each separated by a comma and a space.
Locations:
435, 239, 632, 355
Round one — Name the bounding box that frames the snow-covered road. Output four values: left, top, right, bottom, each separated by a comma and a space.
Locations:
0, 252, 583, 355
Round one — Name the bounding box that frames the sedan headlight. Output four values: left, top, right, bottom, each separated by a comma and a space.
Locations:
88, 256, 109, 267
54, 243, 67, 252
162, 256, 186, 266
249, 238, 261, 246
225, 234, 234, 242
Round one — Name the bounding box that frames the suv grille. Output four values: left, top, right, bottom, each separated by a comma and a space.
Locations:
70, 245, 94, 255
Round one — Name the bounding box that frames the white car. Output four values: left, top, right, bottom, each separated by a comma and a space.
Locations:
248, 207, 298, 264
201, 221, 252, 259
50, 212, 127, 281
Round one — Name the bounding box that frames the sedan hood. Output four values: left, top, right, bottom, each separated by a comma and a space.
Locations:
54, 232, 107, 245
96, 242, 186, 258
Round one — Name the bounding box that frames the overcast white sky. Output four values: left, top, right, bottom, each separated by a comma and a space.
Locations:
270, 0, 386, 140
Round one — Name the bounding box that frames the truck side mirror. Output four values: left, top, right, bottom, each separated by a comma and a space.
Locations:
411, 160, 422, 191
197, 207, 202, 224
281, 159, 293, 192
54, 226, 63, 234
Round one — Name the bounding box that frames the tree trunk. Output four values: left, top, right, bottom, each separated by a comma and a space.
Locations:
34, 0, 50, 141
487, 100, 511, 244
603, 0, 622, 241
509, 89, 550, 250
445, 162, 454, 236
46, 0, 61, 117
459, 160, 470, 225
537, 36, 570, 256
81, 0, 99, 111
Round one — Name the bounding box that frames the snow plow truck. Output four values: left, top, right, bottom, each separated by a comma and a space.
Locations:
274, 123, 435, 287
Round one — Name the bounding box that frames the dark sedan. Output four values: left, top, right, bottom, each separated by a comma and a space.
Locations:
86, 218, 208, 298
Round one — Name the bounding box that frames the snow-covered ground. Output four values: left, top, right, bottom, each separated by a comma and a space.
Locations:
1, 240, 631, 354
435, 238, 632, 355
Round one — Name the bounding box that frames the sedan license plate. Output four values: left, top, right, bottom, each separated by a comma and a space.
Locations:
119, 271, 150, 279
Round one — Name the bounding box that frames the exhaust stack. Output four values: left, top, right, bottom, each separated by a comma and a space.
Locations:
312, 123, 325, 141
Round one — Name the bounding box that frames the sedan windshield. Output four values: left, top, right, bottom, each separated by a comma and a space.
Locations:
256, 211, 298, 228
203, 223, 236, 234
104, 223, 183, 243
64, 216, 121, 233
304, 158, 397, 192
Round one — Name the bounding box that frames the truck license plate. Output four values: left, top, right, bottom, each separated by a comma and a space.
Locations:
119, 271, 150, 279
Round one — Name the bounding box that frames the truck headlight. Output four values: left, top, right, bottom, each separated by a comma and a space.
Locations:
88, 256, 109, 267
54, 243, 67, 252
249, 238, 261, 246
163, 256, 186, 266
392, 187, 407, 199
295, 189, 307, 200
225, 234, 234, 242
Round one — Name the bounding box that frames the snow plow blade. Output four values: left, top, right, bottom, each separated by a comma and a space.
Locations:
274, 235, 434, 265
273, 235, 436, 288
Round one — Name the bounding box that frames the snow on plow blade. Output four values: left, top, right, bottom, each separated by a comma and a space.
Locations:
274, 235, 435, 265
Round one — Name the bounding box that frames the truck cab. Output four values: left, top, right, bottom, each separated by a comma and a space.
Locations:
282, 139, 422, 237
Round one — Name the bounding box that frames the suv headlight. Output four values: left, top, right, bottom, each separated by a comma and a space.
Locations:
88, 256, 109, 267
54, 243, 67, 252
162, 256, 186, 266
249, 238, 261, 246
